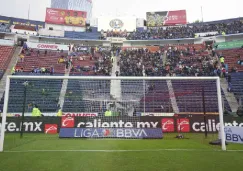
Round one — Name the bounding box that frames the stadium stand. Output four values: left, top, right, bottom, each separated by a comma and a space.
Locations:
126, 21, 243, 40
217, 48, 243, 72
63, 79, 111, 113
7, 73, 63, 113
231, 72, 243, 101
15, 49, 67, 74
0, 45, 15, 72
64, 31, 101, 39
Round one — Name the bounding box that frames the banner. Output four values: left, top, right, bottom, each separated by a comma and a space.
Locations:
0, 112, 98, 117
26, 42, 69, 51
45, 8, 87, 27
225, 126, 243, 144
106, 37, 126, 43
1, 116, 243, 134
214, 40, 243, 50
59, 128, 163, 139
146, 10, 187, 27
0, 15, 44, 28
98, 17, 136, 32
141, 113, 174, 116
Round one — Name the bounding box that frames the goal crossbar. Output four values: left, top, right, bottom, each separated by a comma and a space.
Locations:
0, 76, 226, 151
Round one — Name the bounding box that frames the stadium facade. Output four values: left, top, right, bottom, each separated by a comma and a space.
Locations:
51, 0, 92, 20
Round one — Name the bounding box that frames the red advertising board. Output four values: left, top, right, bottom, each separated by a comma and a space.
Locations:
45, 8, 87, 27
147, 10, 187, 26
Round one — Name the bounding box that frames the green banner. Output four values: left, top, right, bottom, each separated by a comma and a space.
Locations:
215, 40, 243, 50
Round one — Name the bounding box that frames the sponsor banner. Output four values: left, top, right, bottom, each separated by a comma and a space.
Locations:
0, 112, 98, 117
98, 17, 136, 32
147, 10, 187, 27
0, 15, 44, 28
225, 126, 243, 144
26, 42, 69, 51
75, 117, 160, 129
195, 31, 218, 37
214, 40, 243, 50
45, 8, 87, 27
141, 113, 174, 116
0, 116, 243, 133
59, 128, 163, 139
106, 37, 126, 43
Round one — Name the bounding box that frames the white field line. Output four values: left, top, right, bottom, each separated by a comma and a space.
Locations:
4, 149, 243, 153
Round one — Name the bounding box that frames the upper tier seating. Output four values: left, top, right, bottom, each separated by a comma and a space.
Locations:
64, 31, 101, 40
126, 21, 243, 40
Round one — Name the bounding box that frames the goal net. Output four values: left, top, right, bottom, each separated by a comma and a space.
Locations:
0, 76, 226, 151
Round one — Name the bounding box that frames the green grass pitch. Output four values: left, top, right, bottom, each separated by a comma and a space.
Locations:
0, 133, 243, 171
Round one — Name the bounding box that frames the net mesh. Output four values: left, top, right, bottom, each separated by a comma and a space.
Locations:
1, 77, 225, 151
6, 78, 221, 115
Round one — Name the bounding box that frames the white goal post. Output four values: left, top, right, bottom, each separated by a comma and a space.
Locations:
0, 75, 226, 151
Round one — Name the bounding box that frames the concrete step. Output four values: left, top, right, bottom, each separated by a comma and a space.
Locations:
0, 46, 22, 98
220, 78, 239, 112
58, 68, 70, 109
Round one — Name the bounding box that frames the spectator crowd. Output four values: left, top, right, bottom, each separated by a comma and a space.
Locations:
119, 45, 223, 77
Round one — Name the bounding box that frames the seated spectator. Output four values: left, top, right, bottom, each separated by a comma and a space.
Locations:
19, 54, 24, 62
58, 56, 65, 63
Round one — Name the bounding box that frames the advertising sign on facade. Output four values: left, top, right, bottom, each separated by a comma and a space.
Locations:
146, 10, 187, 26
98, 17, 136, 32
45, 8, 87, 27
26, 42, 69, 51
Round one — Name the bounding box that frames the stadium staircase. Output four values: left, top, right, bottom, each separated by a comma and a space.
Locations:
162, 51, 167, 66
110, 54, 121, 100
58, 68, 70, 110
166, 78, 179, 113
220, 78, 239, 112
0, 46, 22, 99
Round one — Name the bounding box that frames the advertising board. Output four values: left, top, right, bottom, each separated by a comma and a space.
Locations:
0, 116, 243, 134
98, 17, 136, 32
59, 128, 163, 139
146, 10, 187, 27
45, 8, 87, 27
225, 126, 243, 144
26, 42, 69, 51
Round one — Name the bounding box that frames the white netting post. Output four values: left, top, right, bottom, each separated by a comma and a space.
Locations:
216, 77, 226, 151
0, 76, 10, 152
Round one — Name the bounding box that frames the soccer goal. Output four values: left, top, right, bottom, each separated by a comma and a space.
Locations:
0, 75, 226, 152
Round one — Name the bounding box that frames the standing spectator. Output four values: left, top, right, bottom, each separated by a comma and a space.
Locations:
50, 66, 54, 75
220, 56, 225, 65
115, 71, 119, 77
37, 50, 40, 57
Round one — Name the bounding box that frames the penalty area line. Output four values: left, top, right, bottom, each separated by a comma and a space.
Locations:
4, 149, 243, 153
